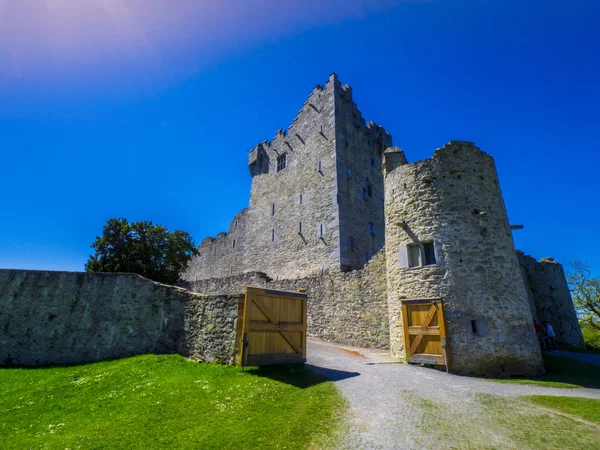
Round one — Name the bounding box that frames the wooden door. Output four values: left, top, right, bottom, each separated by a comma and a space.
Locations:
401, 298, 449, 367
237, 287, 308, 367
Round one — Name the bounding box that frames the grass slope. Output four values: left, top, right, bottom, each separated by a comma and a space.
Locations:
0, 355, 346, 449
399, 391, 600, 449
523, 395, 600, 424
488, 353, 600, 388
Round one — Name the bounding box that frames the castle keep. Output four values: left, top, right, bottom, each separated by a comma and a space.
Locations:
184, 74, 391, 281
1, 75, 584, 376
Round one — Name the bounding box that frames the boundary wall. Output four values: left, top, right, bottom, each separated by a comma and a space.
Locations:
0, 269, 243, 366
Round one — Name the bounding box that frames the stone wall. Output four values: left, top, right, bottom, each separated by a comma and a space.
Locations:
0, 269, 243, 366
183, 209, 249, 281
334, 82, 391, 270
517, 252, 585, 348
383, 142, 544, 376
183, 249, 390, 349
183, 74, 393, 282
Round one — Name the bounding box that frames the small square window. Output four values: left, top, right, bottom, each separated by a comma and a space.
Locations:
407, 242, 436, 268
423, 241, 436, 265
369, 222, 376, 236
277, 153, 287, 172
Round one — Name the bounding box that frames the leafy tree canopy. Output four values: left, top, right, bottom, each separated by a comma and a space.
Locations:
568, 260, 600, 331
85, 218, 198, 285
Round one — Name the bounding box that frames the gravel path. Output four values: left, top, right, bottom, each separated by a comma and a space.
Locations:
306, 339, 600, 449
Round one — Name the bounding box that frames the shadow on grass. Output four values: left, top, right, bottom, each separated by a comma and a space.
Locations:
489, 354, 600, 389
245, 363, 360, 388
539, 354, 600, 388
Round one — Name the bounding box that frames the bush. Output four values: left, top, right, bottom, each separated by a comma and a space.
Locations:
580, 321, 600, 353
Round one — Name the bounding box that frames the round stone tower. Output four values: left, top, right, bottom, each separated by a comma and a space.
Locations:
383, 141, 543, 376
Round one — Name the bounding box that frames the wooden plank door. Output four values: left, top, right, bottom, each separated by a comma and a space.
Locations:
401, 298, 448, 367
237, 287, 307, 367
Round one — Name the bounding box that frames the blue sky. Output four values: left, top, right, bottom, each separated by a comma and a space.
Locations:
0, 0, 598, 274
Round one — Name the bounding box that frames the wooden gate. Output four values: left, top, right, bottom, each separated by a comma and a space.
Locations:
401, 298, 449, 367
237, 287, 308, 367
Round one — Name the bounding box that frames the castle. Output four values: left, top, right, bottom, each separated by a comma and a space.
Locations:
0, 74, 585, 376
182, 74, 585, 375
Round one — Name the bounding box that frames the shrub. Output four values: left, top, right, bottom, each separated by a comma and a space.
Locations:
580, 321, 600, 353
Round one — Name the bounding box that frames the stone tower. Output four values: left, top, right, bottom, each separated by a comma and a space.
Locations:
517, 252, 585, 348
383, 142, 544, 376
183, 74, 392, 281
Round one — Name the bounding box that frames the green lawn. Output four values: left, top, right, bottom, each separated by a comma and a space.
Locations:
523, 395, 600, 424
487, 353, 600, 388
0, 355, 346, 449
399, 390, 600, 449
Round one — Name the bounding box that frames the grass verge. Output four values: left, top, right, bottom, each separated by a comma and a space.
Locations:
485, 353, 600, 388
522, 395, 600, 424
0, 354, 346, 449
401, 390, 600, 449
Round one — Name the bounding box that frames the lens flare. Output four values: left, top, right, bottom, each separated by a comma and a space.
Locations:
0, 0, 404, 91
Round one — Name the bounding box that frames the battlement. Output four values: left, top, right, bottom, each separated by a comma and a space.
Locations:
246, 74, 341, 161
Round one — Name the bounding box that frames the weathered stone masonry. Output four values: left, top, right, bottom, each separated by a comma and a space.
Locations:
383, 143, 544, 376
0, 269, 243, 366
184, 73, 391, 282
182, 249, 390, 350
517, 252, 585, 348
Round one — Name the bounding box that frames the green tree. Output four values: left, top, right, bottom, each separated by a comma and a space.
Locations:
85, 218, 198, 285
568, 260, 600, 330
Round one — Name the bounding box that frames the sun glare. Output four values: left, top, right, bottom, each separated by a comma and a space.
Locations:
0, 0, 404, 89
